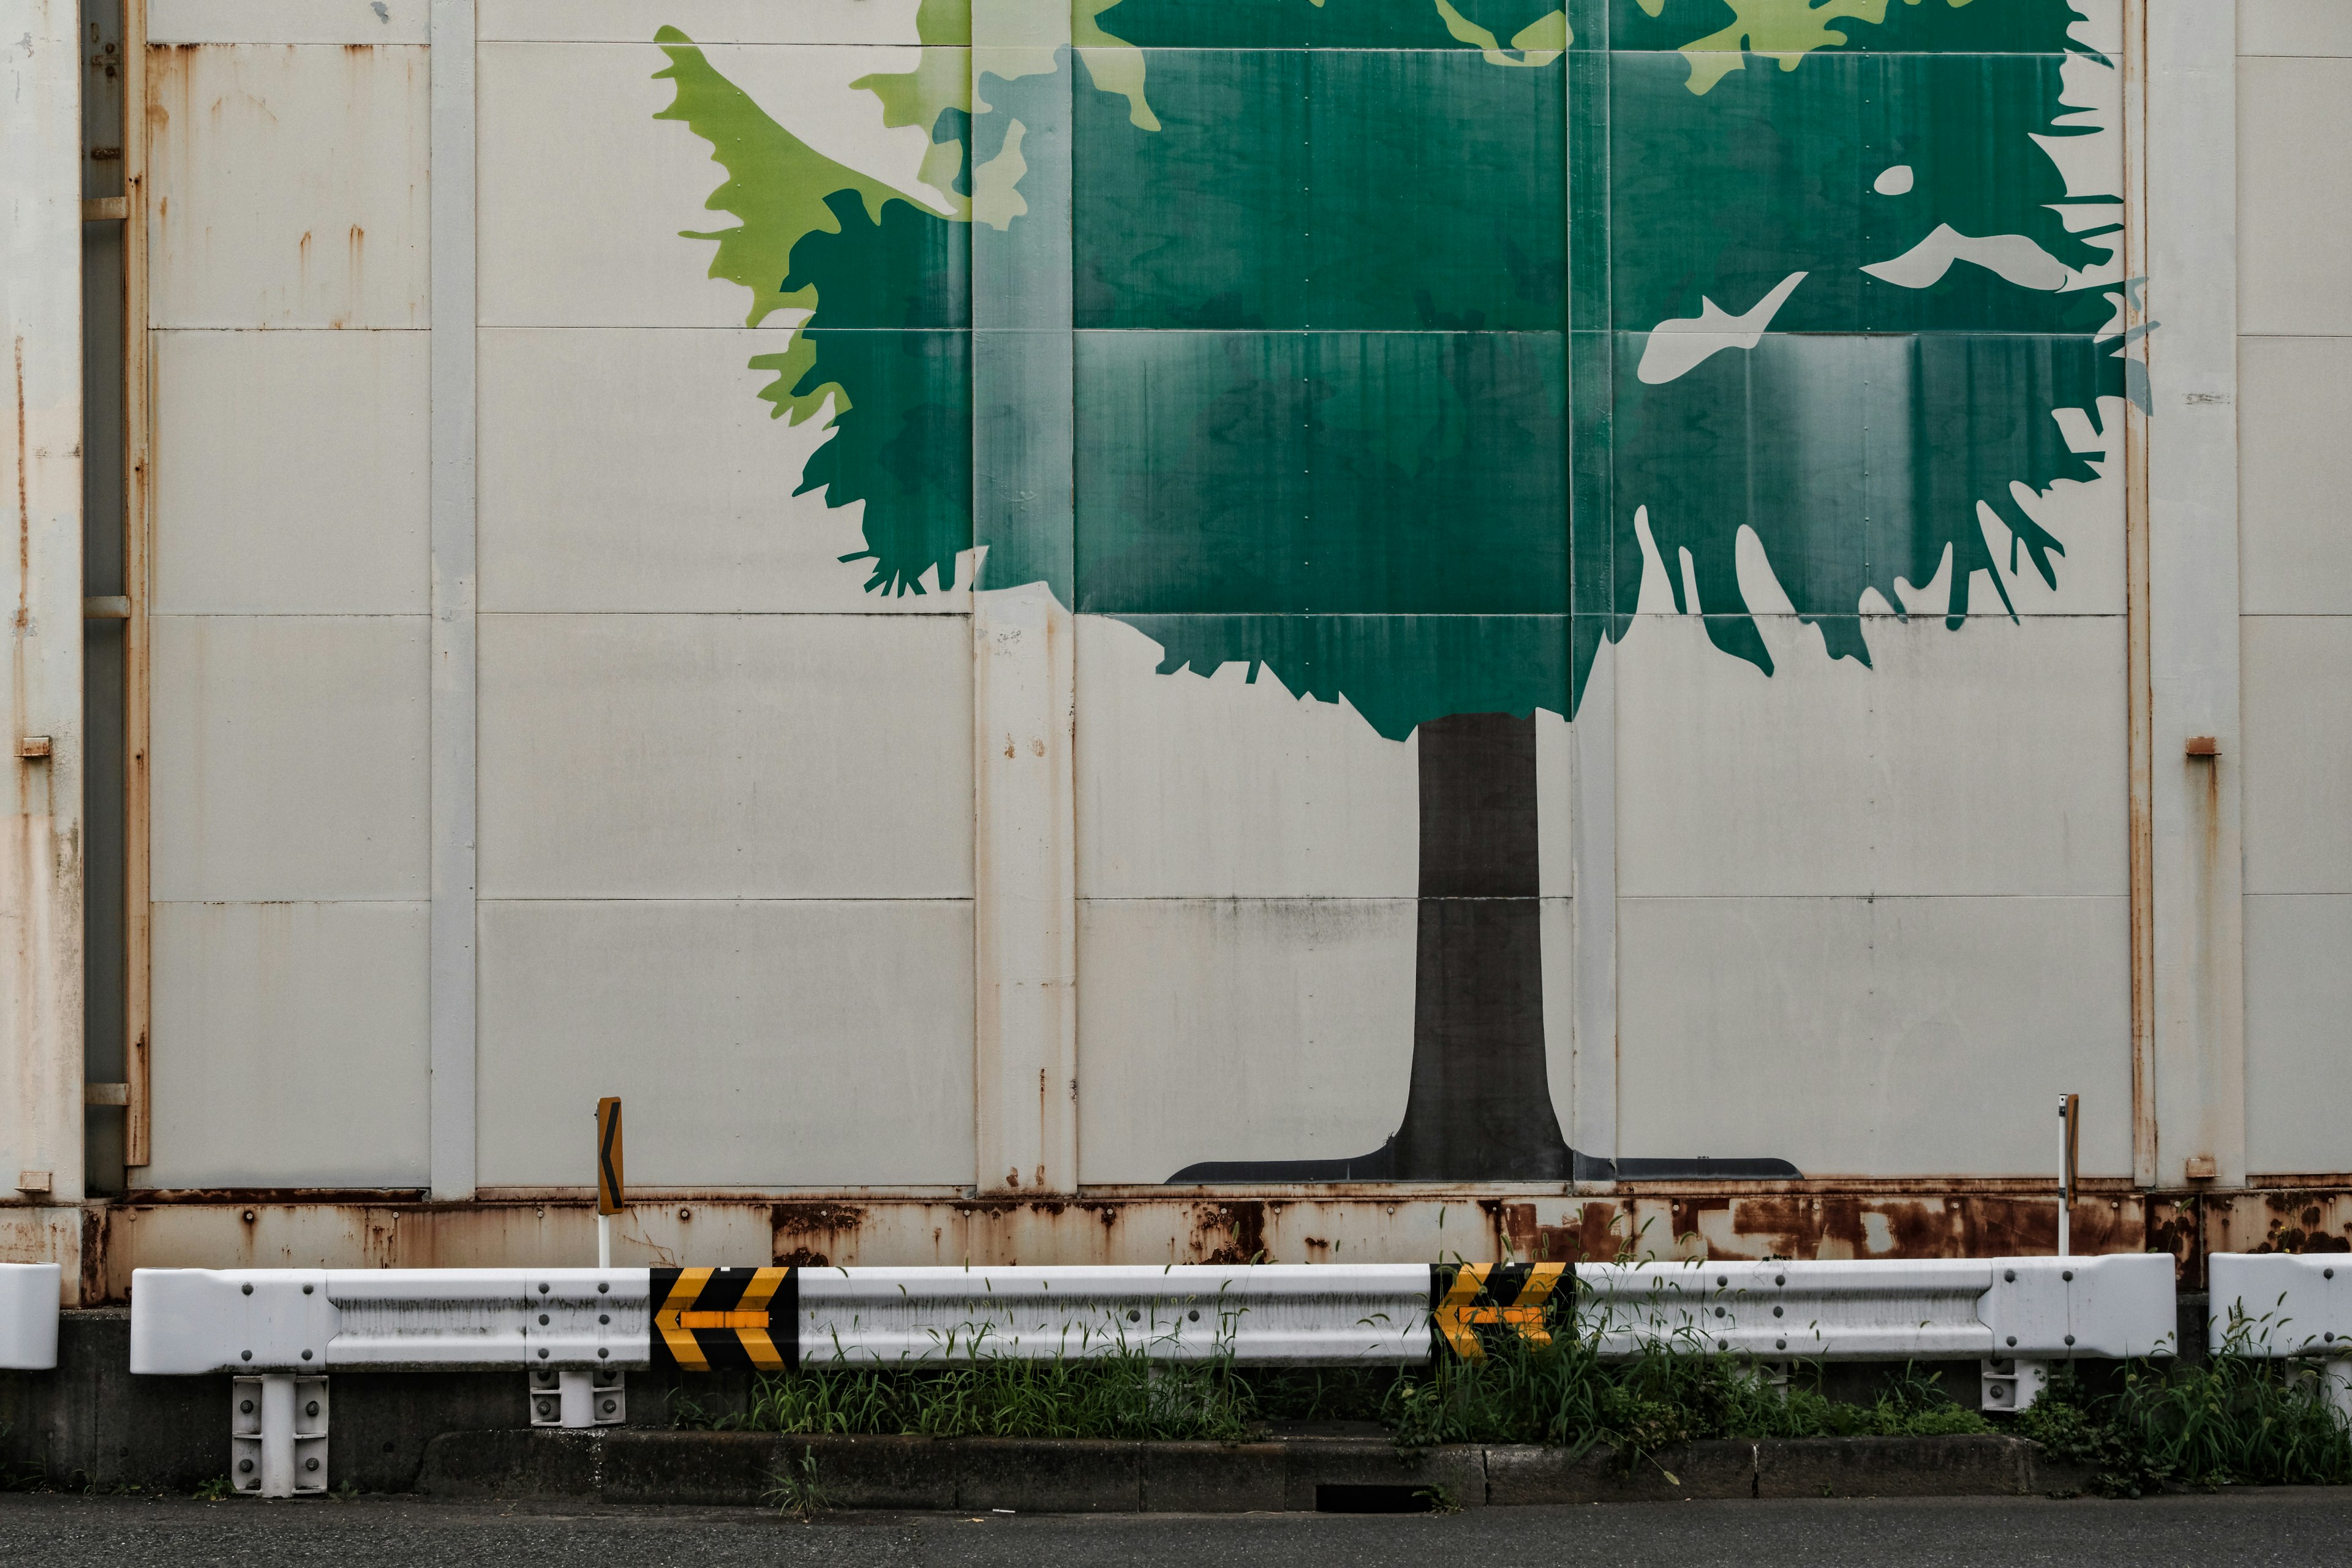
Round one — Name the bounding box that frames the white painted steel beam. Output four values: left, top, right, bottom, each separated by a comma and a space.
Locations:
2208, 1251, 2352, 1357
794, 1265, 1428, 1365
1, 0, 88, 1210
134, 1257, 2177, 1376
131, 1267, 650, 1373
0, 1263, 61, 1369
1576, 1254, 2178, 1363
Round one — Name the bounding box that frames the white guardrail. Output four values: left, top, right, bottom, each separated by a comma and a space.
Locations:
1, 1263, 60, 1371
130, 1256, 2177, 1497
2208, 1251, 2352, 1418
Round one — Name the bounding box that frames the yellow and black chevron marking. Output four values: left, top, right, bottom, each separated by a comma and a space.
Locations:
650, 1266, 797, 1373
1431, 1262, 1569, 1360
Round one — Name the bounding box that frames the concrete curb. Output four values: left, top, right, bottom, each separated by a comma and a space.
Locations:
417, 1430, 2089, 1512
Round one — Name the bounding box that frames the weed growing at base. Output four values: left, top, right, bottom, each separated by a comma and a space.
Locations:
2019, 1357, 2352, 1496
1382, 1340, 1989, 1457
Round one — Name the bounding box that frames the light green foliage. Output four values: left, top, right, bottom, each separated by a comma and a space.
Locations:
1673, 1, 1950, 94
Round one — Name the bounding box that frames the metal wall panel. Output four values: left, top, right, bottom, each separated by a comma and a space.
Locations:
1618, 893, 2135, 1178
2237, 34, 2352, 1177
145, 900, 430, 1186
1616, 612, 2130, 899
151, 330, 429, 615
146, 43, 428, 329
475, 612, 973, 900
2240, 0, 2352, 56
149, 616, 428, 902
146, 0, 428, 45
478, 41, 959, 329
475, 899, 975, 1188
478, 328, 967, 614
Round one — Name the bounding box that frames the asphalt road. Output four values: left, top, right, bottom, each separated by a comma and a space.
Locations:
5, 1493, 2351, 1568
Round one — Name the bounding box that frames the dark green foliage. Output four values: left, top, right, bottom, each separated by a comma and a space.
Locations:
777, 191, 971, 596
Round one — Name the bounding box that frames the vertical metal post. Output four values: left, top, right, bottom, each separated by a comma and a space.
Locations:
428, 0, 479, 1200
970, 0, 1078, 1196
2119, 0, 2156, 1191
2144, 0, 2245, 1189
120, 0, 151, 1170
258, 1371, 296, 1498
557, 1367, 594, 1428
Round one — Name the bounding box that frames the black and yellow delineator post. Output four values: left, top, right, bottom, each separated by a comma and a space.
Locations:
650, 1267, 798, 1372
1431, 1262, 1569, 1359
595, 1098, 624, 1216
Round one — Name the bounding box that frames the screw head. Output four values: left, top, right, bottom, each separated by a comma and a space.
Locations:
2065, 1334, 2076, 1346
2327, 1333, 2337, 1344
306, 1458, 319, 1472
1714, 1306, 1725, 1319
538, 1349, 549, 1360
2004, 1270, 2016, 1283
598, 1314, 609, 1325
241, 1350, 252, 1362
301, 1350, 312, 1362
1774, 1275, 1785, 1286
539, 1314, 549, 1326
2063, 1270, 2073, 1283
1127, 1310, 1140, 1322
1717, 1339, 1727, 1351
1773, 1306, 1784, 1317
598, 1283, 609, 1295
238, 1460, 253, 1474
1188, 1310, 1199, 1322
598, 1348, 609, 1360
241, 1283, 254, 1296
601, 1400, 616, 1415
1776, 1338, 1787, 1351
536, 1399, 554, 1417
307, 1401, 320, 1417
679, 1208, 692, 1221
240, 1400, 254, 1414
538, 1283, 550, 1295
2007, 1336, 2018, 1348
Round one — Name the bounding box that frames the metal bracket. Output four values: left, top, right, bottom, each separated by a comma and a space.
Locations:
530, 1365, 624, 1428
232, 1373, 328, 1497
1979, 1357, 2049, 1413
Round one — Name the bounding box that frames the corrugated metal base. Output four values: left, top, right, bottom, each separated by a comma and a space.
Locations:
6, 1184, 2348, 1305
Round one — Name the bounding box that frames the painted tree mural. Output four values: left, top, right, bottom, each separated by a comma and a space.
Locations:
652, 0, 2126, 1182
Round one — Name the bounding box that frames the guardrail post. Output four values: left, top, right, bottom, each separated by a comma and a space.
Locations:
1979, 1357, 2050, 1413
234, 1373, 326, 1498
